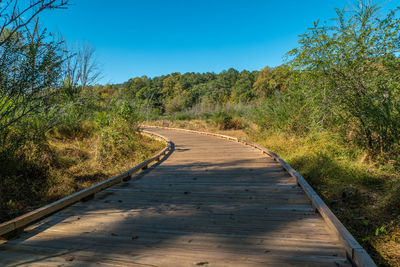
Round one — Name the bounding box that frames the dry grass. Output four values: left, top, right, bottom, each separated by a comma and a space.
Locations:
46, 132, 165, 201
0, 131, 165, 223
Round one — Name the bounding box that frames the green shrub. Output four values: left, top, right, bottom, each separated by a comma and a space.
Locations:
94, 111, 112, 128
97, 119, 140, 164
212, 110, 243, 130
251, 91, 316, 135
117, 101, 139, 123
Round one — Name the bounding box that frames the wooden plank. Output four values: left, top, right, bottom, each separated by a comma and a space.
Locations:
3, 237, 346, 259
16, 226, 343, 247
0, 244, 350, 267
57, 205, 319, 217
24, 224, 337, 243
29, 219, 330, 234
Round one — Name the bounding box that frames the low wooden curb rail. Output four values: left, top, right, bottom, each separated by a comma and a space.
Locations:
0, 130, 172, 238
143, 125, 376, 267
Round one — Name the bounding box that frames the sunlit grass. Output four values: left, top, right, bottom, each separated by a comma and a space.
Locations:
0, 124, 165, 224
46, 128, 165, 201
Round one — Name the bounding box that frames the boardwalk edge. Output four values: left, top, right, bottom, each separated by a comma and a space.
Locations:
143, 125, 376, 267
0, 130, 172, 238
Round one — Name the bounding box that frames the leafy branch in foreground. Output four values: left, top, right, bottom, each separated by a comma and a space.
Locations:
0, 23, 63, 133
0, 0, 68, 133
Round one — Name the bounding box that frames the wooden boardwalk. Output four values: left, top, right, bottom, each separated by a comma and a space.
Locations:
0, 127, 352, 266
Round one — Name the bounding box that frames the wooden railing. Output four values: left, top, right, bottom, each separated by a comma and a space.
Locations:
0, 130, 172, 237
143, 125, 376, 267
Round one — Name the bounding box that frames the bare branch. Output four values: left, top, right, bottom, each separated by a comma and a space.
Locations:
0, 0, 68, 46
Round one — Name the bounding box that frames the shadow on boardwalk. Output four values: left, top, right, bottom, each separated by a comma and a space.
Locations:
0, 130, 352, 266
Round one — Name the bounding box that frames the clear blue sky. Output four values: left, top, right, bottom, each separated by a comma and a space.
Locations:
38, 0, 398, 84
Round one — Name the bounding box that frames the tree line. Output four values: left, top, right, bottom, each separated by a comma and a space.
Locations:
113, 65, 290, 113
108, 1, 400, 159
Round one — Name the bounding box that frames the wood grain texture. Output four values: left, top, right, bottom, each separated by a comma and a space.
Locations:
0, 127, 366, 266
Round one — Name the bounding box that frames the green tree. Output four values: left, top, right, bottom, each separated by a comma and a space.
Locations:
253, 66, 272, 98
162, 72, 182, 98
232, 70, 256, 103
288, 0, 400, 155
254, 65, 291, 98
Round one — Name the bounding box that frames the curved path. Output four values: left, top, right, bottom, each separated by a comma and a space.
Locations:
0, 128, 352, 266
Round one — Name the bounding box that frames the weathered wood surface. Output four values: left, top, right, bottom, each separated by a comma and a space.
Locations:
0, 128, 354, 266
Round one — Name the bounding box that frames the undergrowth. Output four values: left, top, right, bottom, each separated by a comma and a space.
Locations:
0, 105, 164, 224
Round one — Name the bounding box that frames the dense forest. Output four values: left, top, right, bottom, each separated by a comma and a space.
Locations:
0, 0, 399, 266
